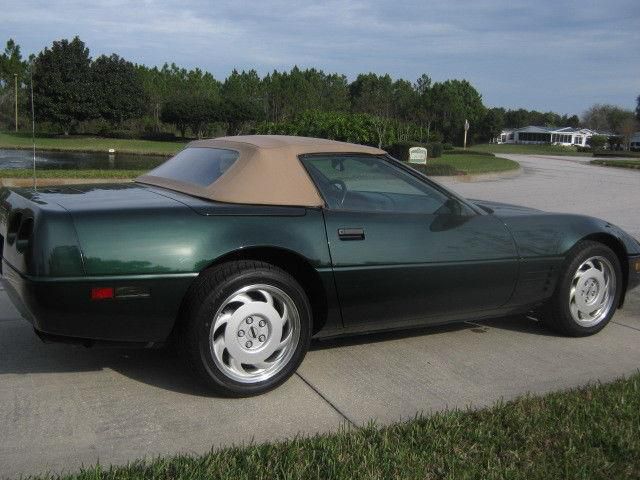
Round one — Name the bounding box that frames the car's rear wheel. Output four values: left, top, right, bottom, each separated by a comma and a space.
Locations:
544, 241, 622, 336
179, 260, 312, 396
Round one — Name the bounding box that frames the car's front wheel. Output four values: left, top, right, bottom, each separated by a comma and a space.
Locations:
179, 260, 312, 397
544, 240, 622, 336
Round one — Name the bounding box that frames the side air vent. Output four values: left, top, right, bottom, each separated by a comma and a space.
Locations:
16, 216, 34, 253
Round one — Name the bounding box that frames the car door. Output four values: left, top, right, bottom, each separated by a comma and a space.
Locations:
300, 153, 519, 329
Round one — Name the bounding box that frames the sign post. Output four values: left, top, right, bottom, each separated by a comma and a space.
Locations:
409, 146, 428, 165
463, 119, 469, 150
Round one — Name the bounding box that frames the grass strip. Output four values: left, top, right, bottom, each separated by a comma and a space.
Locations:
592, 159, 640, 170
0, 169, 144, 179
471, 143, 592, 156
0, 132, 183, 156
407, 154, 519, 176
29, 373, 640, 480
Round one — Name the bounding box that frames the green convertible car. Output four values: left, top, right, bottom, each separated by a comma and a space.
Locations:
1, 135, 639, 396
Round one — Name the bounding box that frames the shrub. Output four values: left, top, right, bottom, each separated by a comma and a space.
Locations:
429, 142, 443, 158
576, 146, 592, 152
140, 131, 178, 142
442, 142, 454, 151
589, 135, 608, 150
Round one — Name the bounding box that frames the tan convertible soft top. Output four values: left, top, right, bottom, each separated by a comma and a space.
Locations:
136, 135, 385, 207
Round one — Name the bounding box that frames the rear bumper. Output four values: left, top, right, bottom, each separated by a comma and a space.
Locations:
1, 259, 196, 343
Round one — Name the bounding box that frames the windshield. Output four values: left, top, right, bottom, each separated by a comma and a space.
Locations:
145, 147, 239, 187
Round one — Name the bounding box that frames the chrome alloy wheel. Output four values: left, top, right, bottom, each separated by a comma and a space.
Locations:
569, 256, 616, 327
209, 284, 301, 383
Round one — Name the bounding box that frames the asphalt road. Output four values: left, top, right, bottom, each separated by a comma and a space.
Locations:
2, 154, 640, 478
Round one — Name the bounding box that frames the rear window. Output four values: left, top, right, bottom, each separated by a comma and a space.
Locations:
147, 147, 239, 187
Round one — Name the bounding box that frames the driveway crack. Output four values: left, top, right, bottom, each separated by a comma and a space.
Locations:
612, 321, 640, 333
295, 372, 357, 428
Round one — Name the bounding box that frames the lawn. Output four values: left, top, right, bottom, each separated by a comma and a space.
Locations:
592, 159, 640, 170
471, 143, 592, 156
0, 132, 184, 156
408, 154, 520, 176
0, 169, 143, 179
26, 373, 640, 479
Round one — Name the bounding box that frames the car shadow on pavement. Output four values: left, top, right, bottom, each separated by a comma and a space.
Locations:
311, 313, 562, 351
0, 313, 562, 397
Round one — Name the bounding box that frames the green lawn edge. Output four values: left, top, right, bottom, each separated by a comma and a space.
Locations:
27, 372, 640, 480
471, 143, 592, 156
0, 169, 143, 179
591, 159, 640, 170
406, 154, 520, 176
0, 132, 182, 156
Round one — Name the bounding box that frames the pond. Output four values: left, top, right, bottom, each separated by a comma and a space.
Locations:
0, 149, 168, 171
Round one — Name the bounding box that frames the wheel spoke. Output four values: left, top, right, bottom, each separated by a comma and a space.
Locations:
258, 289, 274, 307
213, 312, 232, 332
228, 293, 252, 305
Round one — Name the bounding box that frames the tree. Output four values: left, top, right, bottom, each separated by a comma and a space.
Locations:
582, 104, 635, 134
350, 73, 394, 147
479, 108, 505, 142
428, 80, 485, 144
221, 69, 264, 132
32, 37, 95, 134
636, 95, 640, 122
0, 39, 26, 89
161, 94, 220, 138
620, 117, 639, 150
92, 54, 145, 126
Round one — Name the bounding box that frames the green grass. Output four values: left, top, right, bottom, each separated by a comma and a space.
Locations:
593, 151, 640, 159
0, 169, 143, 179
472, 143, 592, 156
0, 132, 183, 156
408, 154, 520, 176
592, 159, 640, 170
27, 373, 640, 479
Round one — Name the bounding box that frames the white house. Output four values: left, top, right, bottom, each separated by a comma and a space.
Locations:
496, 126, 603, 147
631, 132, 640, 151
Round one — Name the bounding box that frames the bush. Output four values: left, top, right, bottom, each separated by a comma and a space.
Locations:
442, 142, 454, 151
140, 131, 178, 142
589, 135, 608, 150
576, 146, 592, 152
386, 141, 442, 161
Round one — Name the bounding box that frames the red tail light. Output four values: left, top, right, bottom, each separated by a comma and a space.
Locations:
91, 287, 114, 300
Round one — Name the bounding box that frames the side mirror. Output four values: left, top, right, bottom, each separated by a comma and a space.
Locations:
444, 198, 463, 216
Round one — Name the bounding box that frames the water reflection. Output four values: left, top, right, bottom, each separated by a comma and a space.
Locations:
0, 149, 167, 170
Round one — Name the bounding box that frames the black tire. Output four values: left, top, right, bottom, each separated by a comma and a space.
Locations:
543, 240, 622, 337
178, 260, 312, 397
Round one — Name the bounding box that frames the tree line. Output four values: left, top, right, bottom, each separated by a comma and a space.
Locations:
0, 37, 638, 148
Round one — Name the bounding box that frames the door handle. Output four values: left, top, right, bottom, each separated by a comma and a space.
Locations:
338, 227, 365, 240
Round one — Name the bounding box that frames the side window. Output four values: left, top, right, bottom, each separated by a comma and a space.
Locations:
301, 154, 462, 214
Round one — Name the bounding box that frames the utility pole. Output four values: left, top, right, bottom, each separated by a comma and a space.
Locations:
14, 73, 19, 132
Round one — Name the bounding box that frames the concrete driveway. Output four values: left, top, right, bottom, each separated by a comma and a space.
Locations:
2, 154, 640, 478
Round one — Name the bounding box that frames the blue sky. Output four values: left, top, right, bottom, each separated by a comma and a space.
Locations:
2, 0, 639, 115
